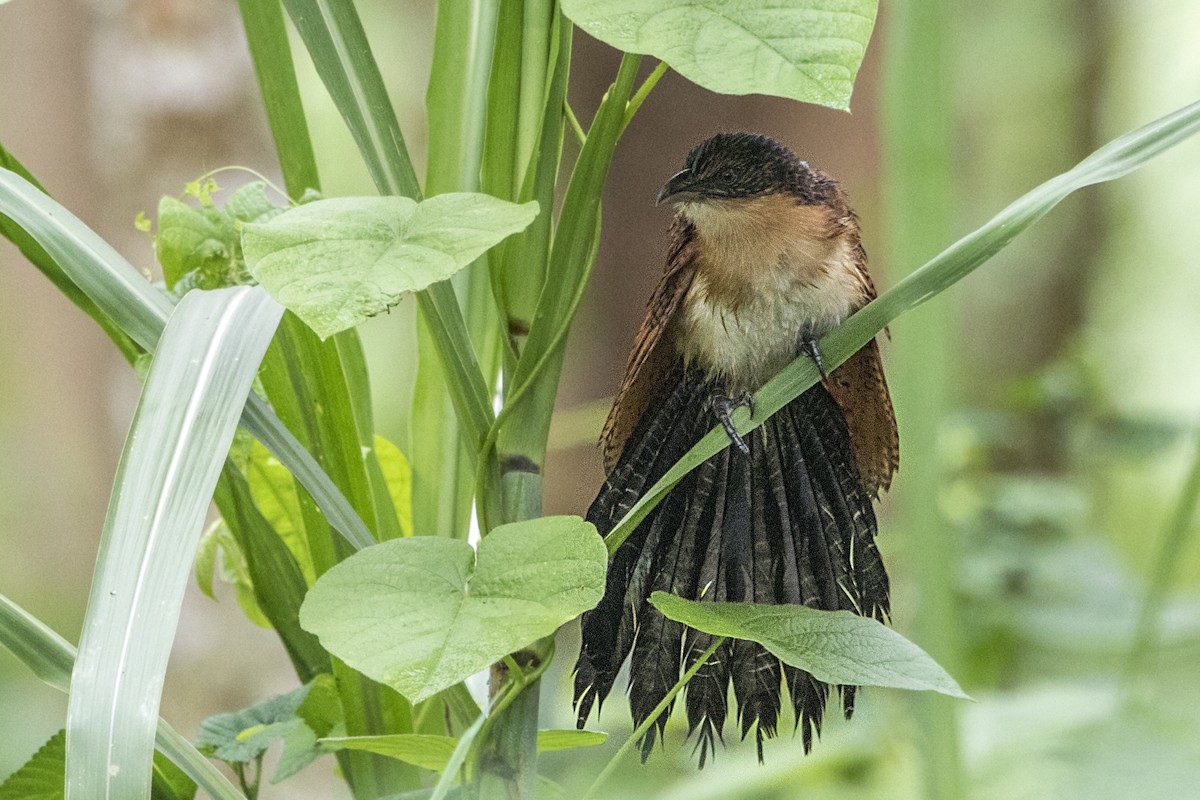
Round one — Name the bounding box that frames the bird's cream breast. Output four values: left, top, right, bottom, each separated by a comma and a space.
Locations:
676, 194, 864, 393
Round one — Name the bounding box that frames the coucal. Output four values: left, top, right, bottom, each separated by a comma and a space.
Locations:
574, 132, 899, 764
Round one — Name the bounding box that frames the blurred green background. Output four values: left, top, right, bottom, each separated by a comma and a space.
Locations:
3, 1, 1199, 797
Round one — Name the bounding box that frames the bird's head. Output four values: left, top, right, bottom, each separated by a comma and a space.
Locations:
656, 132, 817, 208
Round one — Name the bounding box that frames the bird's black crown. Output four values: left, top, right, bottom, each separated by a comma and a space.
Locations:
658, 131, 830, 206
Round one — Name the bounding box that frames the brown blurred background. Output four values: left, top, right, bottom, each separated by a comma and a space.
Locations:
3, 1, 1200, 797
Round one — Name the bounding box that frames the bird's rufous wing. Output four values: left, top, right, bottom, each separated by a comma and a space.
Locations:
600, 217, 698, 471
825, 252, 899, 496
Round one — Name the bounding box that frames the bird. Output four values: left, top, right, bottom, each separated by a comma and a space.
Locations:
573, 132, 899, 765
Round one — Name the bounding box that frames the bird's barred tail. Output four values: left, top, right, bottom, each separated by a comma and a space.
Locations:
574, 362, 889, 763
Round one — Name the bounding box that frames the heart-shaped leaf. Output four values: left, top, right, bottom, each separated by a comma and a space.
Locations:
650, 592, 968, 699
242, 193, 538, 338
561, 0, 878, 110
299, 516, 606, 702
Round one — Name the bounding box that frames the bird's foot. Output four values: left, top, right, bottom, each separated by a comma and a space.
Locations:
711, 388, 753, 455
796, 333, 828, 380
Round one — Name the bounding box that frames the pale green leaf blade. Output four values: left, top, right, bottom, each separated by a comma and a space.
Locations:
650, 592, 968, 699
300, 516, 606, 702
322, 728, 608, 772
374, 435, 413, 537
560, 0, 878, 110
323, 734, 458, 772
246, 440, 315, 582
535, 729, 608, 753
243, 194, 538, 339
65, 287, 283, 799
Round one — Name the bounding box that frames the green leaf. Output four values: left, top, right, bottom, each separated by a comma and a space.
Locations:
325, 734, 457, 772
560, 0, 878, 110
374, 435, 414, 537
534, 729, 608, 753
650, 592, 968, 699
0, 729, 197, 800
242, 193, 538, 339
0, 729, 64, 800
324, 729, 607, 772
65, 287, 283, 799
246, 440, 315, 583
199, 675, 340, 784
300, 515, 606, 702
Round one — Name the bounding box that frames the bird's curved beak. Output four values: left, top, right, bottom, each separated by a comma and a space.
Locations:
656, 169, 700, 205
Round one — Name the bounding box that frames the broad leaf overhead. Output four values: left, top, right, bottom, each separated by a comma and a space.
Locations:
651, 592, 968, 699
242, 193, 538, 339
299, 516, 606, 703
561, 0, 878, 110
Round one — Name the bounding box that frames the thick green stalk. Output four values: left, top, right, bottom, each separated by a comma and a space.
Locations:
411, 0, 503, 540
882, 2, 964, 798
483, 53, 641, 533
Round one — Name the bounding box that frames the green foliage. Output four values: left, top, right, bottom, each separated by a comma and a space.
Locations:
199, 675, 341, 787
0, 730, 64, 800
651, 593, 968, 698
561, 0, 877, 110
323, 729, 606, 772
299, 516, 606, 702
0, 730, 197, 800
156, 181, 282, 291
243, 194, 539, 339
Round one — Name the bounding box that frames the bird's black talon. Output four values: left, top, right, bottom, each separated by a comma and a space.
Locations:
740, 391, 755, 418
712, 390, 751, 455
797, 335, 828, 380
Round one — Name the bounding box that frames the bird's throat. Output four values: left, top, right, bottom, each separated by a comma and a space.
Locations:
676, 194, 864, 393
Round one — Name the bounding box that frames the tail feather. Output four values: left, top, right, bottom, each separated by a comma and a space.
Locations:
575, 367, 890, 762
629, 453, 711, 757
684, 450, 731, 765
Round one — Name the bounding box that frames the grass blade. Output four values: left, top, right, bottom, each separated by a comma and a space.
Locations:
65, 286, 281, 798
237, 0, 321, 198
281, 0, 420, 198
603, 96, 1200, 553
0, 594, 247, 800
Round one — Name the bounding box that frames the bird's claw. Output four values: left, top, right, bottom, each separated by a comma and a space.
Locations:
712, 389, 753, 455
797, 334, 828, 380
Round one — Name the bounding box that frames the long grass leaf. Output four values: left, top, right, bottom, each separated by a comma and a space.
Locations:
0, 594, 246, 800
604, 96, 1200, 554
281, 0, 420, 198
65, 286, 281, 798
236, 0, 321, 198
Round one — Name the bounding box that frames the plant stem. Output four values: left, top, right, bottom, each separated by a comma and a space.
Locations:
1122, 427, 1200, 690
882, 1, 965, 798
564, 100, 587, 146
622, 60, 668, 131
581, 636, 726, 800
